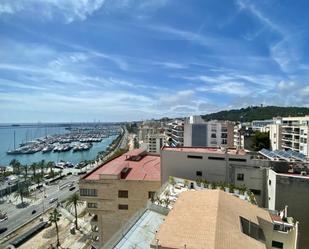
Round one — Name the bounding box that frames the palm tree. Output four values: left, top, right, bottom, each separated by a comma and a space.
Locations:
14, 184, 29, 206
49, 208, 62, 247
47, 161, 54, 178
10, 159, 21, 175
23, 165, 29, 192
65, 193, 83, 230
30, 162, 37, 181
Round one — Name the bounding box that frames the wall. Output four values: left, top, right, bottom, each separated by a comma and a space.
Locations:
80, 178, 161, 246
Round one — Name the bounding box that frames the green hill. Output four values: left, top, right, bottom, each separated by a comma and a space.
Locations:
201, 106, 309, 122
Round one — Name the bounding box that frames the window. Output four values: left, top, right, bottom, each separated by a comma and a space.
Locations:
118, 190, 128, 198
208, 156, 225, 161
118, 204, 128, 210
272, 241, 284, 249
148, 191, 156, 199
250, 189, 261, 196
80, 189, 97, 197
196, 171, 202, 177
269, 179, 271, 186
229, 158, 247, 162
187, 155, 203, 159
222, 139, 227, 145
211, 133, 217, 138
237, 173, 244, 181
221, 133, 227, 138
87, 203, 98, 208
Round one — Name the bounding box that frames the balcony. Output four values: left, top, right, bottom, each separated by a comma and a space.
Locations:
90, 215, 98, 224
92, 225, 99, 232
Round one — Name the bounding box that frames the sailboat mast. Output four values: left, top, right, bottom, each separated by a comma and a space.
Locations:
14, 130, 16, 150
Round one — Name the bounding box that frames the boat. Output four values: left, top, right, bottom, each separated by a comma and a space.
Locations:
42, 145, 54, 153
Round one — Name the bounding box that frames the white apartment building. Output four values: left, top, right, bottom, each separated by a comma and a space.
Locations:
145, 133, 165, 154
165, 120, 184, 147
234, 123, 245, 149
269, 116, 309, 158
252, 119, 274, 132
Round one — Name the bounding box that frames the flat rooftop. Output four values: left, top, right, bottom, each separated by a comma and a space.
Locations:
153, 190, 271, 249
162, 146, 247, 156
83, 149, 160, 181
114, 210, 165, 249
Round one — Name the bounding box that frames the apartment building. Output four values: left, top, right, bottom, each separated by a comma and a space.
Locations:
145, 133, 165, 154
160, 146, 276, 206
79, 149, 161, 247
184, 118, 234, 147
269, 116, 309, 158
267, 169, 309, 248
252, 119, 274, 132
153, 190, 299, 249
165, 120, 184, 147
234, 123, 245, 149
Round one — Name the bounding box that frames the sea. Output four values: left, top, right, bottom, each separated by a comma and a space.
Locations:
0, 124, 117, 166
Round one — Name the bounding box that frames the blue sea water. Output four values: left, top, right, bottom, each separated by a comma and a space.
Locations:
0, 125, 116, 166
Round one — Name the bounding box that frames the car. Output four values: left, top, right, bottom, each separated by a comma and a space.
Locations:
69, 186, 76, 191
49, 198, 58, 204
31, 210, 37, 215
0, 227, 7, 234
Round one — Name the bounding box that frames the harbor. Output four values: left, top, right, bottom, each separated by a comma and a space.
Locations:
0, 124, 122, 166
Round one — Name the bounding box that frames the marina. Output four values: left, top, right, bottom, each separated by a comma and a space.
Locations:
0, 124, 122, 166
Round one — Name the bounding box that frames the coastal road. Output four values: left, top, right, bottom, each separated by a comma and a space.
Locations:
0, 175, 80, 239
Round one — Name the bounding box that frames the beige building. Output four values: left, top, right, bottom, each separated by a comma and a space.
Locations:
79, 149, 161, 248
145, 133, 165, 154
152, 190, 299, 249
234, 123, 245, 149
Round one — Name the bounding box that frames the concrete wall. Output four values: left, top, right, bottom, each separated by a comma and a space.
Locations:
273, 175, 309, 249
161, 149, 268, 206
80, 179, 161, 246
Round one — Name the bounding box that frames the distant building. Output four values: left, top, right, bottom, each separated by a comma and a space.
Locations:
184, 116, 234, 147
145, 133, 165, 154
165, 120, 184, 147
79, 149, 161, 247
234, 123, 245, 149
252, 119, 274, 132
269, 116, 309, 158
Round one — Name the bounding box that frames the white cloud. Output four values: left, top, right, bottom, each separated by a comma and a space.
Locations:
0, 0, 106, 23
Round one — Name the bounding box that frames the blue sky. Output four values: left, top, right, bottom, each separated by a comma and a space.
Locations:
0, 0, 309, 123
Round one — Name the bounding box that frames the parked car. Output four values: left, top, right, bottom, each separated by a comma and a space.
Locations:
32, 210, 37, 215
0, 227, 7, 234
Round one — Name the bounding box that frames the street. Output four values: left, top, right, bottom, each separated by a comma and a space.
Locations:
0, 174, 80, 239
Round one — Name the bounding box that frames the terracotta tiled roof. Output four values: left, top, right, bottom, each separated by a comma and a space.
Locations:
153, 190, 271, 249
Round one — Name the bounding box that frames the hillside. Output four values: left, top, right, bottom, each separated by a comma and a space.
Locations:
201, 106, 309, 122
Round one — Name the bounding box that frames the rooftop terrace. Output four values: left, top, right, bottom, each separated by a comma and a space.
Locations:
162, 146, 247, 155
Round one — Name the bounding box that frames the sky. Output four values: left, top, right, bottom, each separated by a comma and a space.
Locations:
0, 0, 309, 123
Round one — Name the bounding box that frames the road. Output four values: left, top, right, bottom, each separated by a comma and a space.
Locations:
0, 174, 80, 239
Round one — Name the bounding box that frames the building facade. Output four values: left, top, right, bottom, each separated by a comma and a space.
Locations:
160, 146, 275, 206
79, 149, 161, 247
145, 133, 165, 154
267, 169, 309, 248
234, 123, 245, 149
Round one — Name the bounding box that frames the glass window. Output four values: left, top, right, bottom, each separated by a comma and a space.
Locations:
237, 173, 244, 181
80, 189, 97, 196
196, 171, 202, 177
118, 204, 128, 210
87, 203, 98, 208
118, 190, 128, 198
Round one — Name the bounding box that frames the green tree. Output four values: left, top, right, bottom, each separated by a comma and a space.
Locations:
10, 159, 21, 175
14, 184, 29, 206
49, 208, 62, 247
47, 161, 54, 178
65, 193, 83, 230
252, 131, 270, 151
